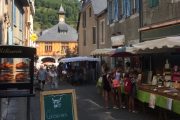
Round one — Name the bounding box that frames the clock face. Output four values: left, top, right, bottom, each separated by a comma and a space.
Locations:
60, 17, 64, 22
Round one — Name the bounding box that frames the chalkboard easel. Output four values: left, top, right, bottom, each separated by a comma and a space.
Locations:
40, 89, 78, 120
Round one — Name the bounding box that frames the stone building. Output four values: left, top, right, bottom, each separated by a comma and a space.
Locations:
0, 0, 35, 46
139, 0, 180, 41
78, 0, 108, 56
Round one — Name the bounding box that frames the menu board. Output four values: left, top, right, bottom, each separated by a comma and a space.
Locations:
40, 89, 78, 120
0, 58, 30, 83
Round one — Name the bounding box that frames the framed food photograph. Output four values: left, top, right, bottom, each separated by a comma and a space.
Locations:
0, 45, 36, 97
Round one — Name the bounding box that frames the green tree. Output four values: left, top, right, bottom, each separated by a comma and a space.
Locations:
34, 0, 80, 32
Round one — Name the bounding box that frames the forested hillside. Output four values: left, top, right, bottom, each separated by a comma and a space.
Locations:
34, 0, 80, 33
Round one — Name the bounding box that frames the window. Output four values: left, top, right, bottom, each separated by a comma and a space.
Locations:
108, 0, 113, 24
89, 7, 91, 17
83, 30, 86, 46
118, 0, 123, 19
131, 0, 139, 14
135, 0, 140, 12
13, 1, 16, 25
100, 20, 105, 44
83, 12, 86, 28
61, 43, 69, 54
0, 22, 2, 44
19, 10, 23, 30
8, 27, 13, 45
148, 0, 159, 8
45, 42, 52, 52
92, 27, 96, 44
114, 0, 119, 21
122, 0, 131, 17
0, 0, 3, 18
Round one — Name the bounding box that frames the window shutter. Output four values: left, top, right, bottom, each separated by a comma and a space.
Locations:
13, 2, 16, 25
148, 0, 159, 8
123, 0, 126, 17
136, 0, 140, 12
114, 0, 119, 21
127, 0, 131, 17
153, 0, 159, 7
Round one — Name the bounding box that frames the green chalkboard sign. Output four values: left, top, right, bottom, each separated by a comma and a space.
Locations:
40, 89, 78, 120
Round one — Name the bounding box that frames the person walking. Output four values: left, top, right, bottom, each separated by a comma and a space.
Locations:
102, 65, 111, 109
49, 67, 58, 89
124, 71, 138, 113
124, 73, 132, 111
37, 65, 48, 90
129, 70, 138, 113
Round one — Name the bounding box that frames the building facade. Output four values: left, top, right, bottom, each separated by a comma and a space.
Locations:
107, 0, 140, 47
78, 0, 140, 55
139, 0, 180, 42
36, 6, 78, 65
0, 0, 35, 46
78, 0, 108, 56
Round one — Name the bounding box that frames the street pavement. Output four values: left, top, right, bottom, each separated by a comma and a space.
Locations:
1, 81, 180, 120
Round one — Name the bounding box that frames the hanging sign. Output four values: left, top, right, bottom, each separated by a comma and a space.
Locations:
30, 33, 38, 42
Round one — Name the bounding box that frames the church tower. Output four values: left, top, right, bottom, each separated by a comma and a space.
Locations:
58, 5, 65, 23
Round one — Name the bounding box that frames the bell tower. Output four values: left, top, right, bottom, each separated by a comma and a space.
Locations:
58, 5, 65, 22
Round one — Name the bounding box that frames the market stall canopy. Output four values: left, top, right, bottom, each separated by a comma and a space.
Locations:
133, 36, 180, 54
41, 57, 55, 63
59, 56, 100, 63
111, 35, 125, 46
43, 62, 55, 66
90, 48, 116, 56
110, 46, 137, 57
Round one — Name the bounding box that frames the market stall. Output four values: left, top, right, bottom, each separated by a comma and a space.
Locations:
58, 56, 100, 85
109, 46, 140, 71
137, 85, 180, 115
59, 56, 100, 63
132, 36, 180, 115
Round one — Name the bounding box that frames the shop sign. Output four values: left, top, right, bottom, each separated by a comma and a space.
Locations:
40, 89, 78, 120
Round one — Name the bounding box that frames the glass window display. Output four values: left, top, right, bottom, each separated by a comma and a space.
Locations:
0, 58, 30, 83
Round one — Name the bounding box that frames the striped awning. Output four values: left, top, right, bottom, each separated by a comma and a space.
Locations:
59, 56, 100, 63
90, 48, 116, 56
133, 36, 180, 53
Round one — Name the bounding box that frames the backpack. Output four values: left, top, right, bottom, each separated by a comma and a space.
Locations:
124, 77, 132, 94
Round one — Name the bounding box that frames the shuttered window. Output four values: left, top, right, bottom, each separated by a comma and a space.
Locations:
19, 11, 23, 30
122, 0, 131, 17
92, 27, 96, 44
89, 7, 91, 17
108, 1, 113, 24
132, 0, 139, 13
148, 0, 159, 8
13, 1, 16, 25
83, 30, 86, 46
83, 12, 86, 28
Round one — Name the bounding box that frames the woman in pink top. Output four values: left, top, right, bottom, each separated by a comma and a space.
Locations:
112, 67, 123, 109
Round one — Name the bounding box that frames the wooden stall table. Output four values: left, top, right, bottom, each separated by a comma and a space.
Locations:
136, 84, 180, 115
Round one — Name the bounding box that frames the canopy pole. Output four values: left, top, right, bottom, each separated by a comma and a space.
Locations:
150, 55, 152, 71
